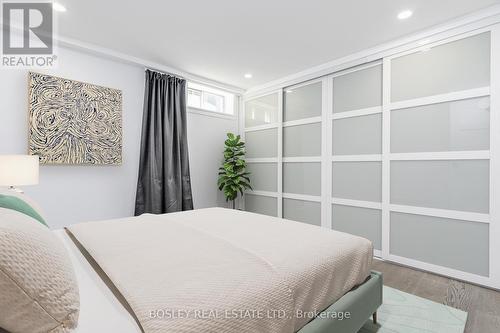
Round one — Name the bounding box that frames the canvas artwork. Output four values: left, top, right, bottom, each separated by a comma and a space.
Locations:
28, 72, 122, 165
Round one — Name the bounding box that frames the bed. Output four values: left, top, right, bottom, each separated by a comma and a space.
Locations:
54, 207, 382, 333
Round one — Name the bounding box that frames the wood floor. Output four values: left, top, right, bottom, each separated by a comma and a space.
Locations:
372, 259, 500, 333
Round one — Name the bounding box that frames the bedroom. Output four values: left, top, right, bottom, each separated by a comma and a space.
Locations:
0, 0, 499, 332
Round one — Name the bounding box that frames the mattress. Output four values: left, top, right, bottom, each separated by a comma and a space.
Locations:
66, 208, 373, 333
55, 230, 141, 333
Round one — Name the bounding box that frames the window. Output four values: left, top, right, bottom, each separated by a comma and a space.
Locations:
188, 87, 224, 111
187, 82, 235, 115
187, 89, 201, 107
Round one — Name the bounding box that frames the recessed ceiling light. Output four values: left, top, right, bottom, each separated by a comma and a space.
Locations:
53, 3, 67, 12
397, 10, 413, 20
244, 73, 252, 79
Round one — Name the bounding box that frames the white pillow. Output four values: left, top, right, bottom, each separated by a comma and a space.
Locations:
0, 189, 47, 223
0, 208, 79, 332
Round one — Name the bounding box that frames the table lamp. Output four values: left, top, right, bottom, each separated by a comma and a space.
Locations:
0, 155, 39, 193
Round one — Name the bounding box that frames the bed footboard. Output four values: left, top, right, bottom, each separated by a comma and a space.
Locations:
297, 271, 383, 333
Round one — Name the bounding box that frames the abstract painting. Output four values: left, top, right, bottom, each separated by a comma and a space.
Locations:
28, 72, 122, 165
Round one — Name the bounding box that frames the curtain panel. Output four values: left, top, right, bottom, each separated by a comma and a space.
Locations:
135, 69, 193, 215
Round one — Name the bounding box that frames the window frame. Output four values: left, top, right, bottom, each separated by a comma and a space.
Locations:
187, 82, 235, 117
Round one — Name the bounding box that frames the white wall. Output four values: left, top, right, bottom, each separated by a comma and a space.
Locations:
187, 110, 239, 209
0, 47, 144, 229
0, 46, 238, 228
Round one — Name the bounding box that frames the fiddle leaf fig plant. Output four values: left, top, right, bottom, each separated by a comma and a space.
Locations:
218, 133, 252, 209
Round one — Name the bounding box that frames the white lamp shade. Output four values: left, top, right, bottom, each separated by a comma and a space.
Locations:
0, 155, 39, 186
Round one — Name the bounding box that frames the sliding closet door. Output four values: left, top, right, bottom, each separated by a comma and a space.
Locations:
331, 63, 383, 252
282, 80, 324, 226
242, 26, 500, 289
243, 92, 280, 216
386, 31, 492, 279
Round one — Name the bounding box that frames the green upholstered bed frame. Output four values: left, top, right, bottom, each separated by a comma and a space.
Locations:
298, 271, 383, 333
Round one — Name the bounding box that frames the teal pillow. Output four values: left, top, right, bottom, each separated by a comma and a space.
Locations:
0, 194, 47, 227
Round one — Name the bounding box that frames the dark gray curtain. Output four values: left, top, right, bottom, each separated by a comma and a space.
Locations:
134, 69, 193, 215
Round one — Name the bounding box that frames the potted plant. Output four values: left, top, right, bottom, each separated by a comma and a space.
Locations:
218, 133, 252, 209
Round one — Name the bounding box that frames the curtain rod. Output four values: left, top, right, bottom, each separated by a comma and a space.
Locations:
144, 67, 243, 95
145, 67, 185, 80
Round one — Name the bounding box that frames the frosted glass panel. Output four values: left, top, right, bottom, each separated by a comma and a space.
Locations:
391, 32, 490, 102
332, 205, 382, 250
391, 97, 490, 153
284, 82, 322, 121
245, 194, 277, 217
332, 114, 382, 155
245, 93, 279, 127
390, 212, 489, 276
283, 199, 321, 226
332, 162, 382, 202
283, 162, 321, 196
391, 160, 489, 213
245, 128, 277, 158
283, 123, 321, 157
333, 65, 382, 113
246, 163, 277, 192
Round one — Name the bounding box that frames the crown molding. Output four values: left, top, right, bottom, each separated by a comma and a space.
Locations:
55, 35, 246, 94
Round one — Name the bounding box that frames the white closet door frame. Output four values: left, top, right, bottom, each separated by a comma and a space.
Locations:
328, 60, 384, 258
382, 26, 499, 289
382, 58, 391, 260
242, 90, 282, 215
490, 23, 500, 289
281, 77, 326, 225
277, 89, 284, 217
323, 77, 333, 229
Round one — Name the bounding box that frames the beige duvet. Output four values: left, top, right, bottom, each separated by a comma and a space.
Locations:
67, 208, 372, 333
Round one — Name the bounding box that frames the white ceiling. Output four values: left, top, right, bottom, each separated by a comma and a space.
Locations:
57, 0, 500, 89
